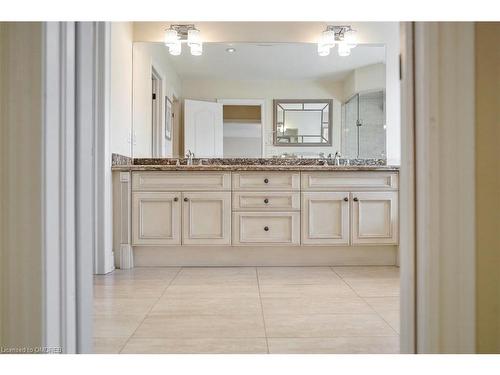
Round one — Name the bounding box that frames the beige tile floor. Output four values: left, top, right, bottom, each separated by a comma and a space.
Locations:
93, 266, 400, 354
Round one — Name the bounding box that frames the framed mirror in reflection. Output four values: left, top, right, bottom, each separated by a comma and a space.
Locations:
274, 99, 332, 146
132, 42, 387, 159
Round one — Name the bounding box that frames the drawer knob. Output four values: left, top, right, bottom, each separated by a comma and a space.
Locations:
264, 198, 269, 204
184, 197, 189, 202
343, 197, 348, 202
353, 197, 359, 202
174, 197, 179, 202
264, 226, 269, 231
264, 178, 269, 183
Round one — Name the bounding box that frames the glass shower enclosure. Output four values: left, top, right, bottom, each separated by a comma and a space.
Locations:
342, 90, 386, 159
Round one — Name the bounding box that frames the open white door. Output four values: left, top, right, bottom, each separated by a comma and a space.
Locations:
184, 99, 223, 157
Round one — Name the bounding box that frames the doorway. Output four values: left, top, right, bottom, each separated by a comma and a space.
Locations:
217, 99, 266, 158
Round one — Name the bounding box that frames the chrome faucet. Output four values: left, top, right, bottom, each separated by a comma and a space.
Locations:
185, 150, 195, 165
332, 151, 341, 166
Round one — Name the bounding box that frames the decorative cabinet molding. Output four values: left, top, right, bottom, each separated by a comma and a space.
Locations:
113, 171, 134, 269
182, 192, 231, 245
351, 191, 399, 245
302, 192, 350, 245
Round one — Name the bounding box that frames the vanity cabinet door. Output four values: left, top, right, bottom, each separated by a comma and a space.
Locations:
132, 192, 181, 245
182, 192, 231, 245
301, 192, 350, 245
351, 191, 398, 245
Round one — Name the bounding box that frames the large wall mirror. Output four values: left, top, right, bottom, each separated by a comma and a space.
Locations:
132, 42, 387, 159
274, 99, 332, 146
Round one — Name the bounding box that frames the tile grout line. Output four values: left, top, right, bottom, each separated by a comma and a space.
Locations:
255, 267, 270, 354
117, 267, 183, 354
329, 267, 400, 337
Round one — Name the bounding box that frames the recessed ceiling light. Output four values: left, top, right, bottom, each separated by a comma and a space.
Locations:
226, 47, 236, 53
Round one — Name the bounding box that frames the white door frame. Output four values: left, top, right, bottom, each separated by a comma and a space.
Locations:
42, 20, 112, 354
413, 22, 476, 353
93, 22, 115, 275
216, 98, 267, 157
42, 21, 95, 353
399, 22, 416, 354
42, 21, 78, 354
75, 21, 102, 353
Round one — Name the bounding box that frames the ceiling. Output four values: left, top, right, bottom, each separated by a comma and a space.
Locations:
156, 42, 385, 81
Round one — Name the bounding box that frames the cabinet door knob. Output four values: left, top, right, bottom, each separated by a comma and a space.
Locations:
264, 198, 269, 204
353, 197, 359, 202
184, 197, 189, 202
343, 197, 349, 202
264, 178, 269, 183
174, 197, 179, 202
264, 226, 269, 231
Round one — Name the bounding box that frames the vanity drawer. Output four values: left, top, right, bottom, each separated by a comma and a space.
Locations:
132, 171, 231, 191
232, 192, 300, 211
301, 172, 399, 191
232, 172, 300, 191
232, 212, 300, 245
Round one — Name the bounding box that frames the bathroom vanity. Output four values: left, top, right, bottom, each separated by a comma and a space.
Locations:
109, 39, 401, 268
112, 158, 399, 268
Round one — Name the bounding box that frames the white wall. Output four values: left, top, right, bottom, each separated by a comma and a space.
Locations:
133, 42, 183, 157
182, 79, 343, 157
110, 22, 133, 157
344, 63, 386, 99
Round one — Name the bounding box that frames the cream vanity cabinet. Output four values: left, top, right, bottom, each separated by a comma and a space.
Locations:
131, 172, 231, 246
301, 172, 399, 246
128, 169, 398, 248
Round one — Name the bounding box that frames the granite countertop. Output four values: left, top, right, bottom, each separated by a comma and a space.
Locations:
111, 154, 399, 172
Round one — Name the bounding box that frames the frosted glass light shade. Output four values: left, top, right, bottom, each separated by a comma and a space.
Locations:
169, 41, 181, 56
338, 43, 351, 57
344, 29, 357, 48
190, 43, 203, 56
187, 29, 201, 47
164, 29, 178, 47
317, 42, 330, 57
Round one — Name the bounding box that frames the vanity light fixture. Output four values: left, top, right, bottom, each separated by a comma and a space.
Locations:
164, 24, 203, 56
317, 25, 357, 57
225, 47, 236, 53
